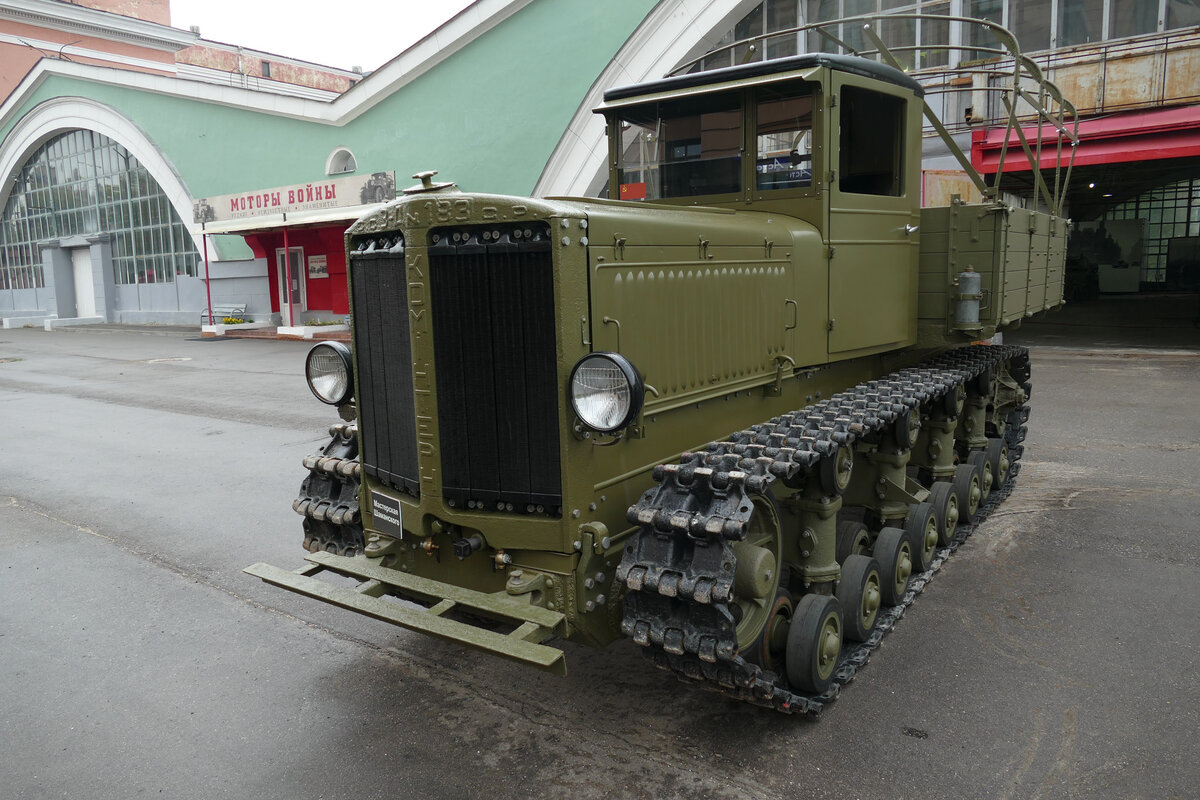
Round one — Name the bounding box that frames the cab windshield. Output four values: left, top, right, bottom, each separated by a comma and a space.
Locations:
613, 82, 816, 201
755, 85, 814, 191
615, 92, 741, 201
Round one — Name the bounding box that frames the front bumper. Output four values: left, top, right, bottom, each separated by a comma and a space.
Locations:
245, 551, 568, 675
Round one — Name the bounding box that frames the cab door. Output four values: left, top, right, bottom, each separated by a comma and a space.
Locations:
826, 74, 921, 355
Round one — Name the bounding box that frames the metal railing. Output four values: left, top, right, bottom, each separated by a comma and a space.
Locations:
671, 15, 1080, 216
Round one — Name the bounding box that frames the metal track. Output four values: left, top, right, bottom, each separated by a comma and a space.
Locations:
616, 345, 1031, 716
294, 422, 365, 556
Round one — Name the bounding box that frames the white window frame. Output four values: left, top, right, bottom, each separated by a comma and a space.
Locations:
325, 146, 357, 175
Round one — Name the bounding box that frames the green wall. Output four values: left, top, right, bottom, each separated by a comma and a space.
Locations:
2, 0, 654, 202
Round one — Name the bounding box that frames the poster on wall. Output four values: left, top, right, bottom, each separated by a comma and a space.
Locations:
308, 255, 328, 279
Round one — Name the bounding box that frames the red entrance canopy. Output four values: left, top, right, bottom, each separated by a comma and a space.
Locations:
972, 103, 1200, 173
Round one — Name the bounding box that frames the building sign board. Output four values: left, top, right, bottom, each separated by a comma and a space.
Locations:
308, 254, 328, 278
193, 171, 396, 224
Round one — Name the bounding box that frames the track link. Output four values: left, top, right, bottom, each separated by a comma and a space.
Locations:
294, 422, 364, 556
616, 345, 1031, 716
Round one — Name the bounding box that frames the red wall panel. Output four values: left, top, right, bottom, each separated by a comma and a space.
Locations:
244, 225, 350, 315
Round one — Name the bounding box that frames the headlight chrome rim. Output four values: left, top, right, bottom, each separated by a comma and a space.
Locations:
568, 352, 644, 433
305, 341, 354, 405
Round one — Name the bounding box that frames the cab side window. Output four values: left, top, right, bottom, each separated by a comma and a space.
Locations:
839, 86, 905, 196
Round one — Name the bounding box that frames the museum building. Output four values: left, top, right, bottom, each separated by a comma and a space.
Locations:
0, 0, 664, 327
1, 0, 1198, 330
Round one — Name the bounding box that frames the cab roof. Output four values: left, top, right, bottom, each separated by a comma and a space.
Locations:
602, 52, 923, 103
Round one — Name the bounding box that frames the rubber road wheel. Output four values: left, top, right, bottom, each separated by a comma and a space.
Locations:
953, 462, 982, 522
968, 450, 993, 498
786, 594, 843, 694
904, 501, 939, 573
987, 437, 1009, 488
928, 481, 959, 546
836, 520, 871, 564
872, 526, 912, 606
837, 554, 882, 642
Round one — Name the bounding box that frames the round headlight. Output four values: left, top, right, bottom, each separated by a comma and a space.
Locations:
569, 352, 644, 433
305, 341, 354, 405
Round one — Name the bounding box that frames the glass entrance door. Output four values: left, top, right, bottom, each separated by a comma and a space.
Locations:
276, 247, 306, 325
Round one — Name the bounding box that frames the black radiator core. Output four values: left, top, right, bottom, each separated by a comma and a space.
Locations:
429, 224, 561, 513
349, 236, 420, 496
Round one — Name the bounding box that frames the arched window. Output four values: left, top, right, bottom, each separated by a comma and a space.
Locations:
326, 147, 357, 175
0, 129, 198, 287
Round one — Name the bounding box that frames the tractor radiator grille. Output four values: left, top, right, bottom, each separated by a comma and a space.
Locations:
429, 224, 561, 513
349, 237, 420, 496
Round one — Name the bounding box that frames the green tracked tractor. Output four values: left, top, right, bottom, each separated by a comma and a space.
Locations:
246, 16, 1075, 714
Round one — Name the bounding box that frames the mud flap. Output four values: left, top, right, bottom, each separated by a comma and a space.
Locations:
245, 551, 568, 675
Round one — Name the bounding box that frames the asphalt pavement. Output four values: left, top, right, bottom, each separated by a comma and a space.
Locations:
1, 305, 1198, 800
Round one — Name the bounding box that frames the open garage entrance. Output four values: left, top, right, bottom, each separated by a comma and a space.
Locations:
974, 105, 1200, 347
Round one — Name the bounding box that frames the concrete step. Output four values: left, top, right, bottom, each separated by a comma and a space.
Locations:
44, 316, 104, 330
2, 313, 56, 329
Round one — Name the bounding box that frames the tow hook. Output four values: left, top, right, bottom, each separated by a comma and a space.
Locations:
506, 569, 554, 609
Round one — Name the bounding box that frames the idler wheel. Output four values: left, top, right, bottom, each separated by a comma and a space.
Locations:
953, 462, 983, 522
732, 542, 776, 601
786, 594, 842, 694
745, 588, 793, 674
837, 554, 882, 642
872, 526, 912, 606
733, 494, 783, 656
904, 501, 940, 572
928, 481, 959, 546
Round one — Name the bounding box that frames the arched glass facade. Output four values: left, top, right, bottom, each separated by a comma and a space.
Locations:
0, 129, 198, 290
701, 0, 1200, 73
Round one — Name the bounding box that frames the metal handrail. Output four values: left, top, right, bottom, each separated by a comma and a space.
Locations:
670, 14, 1079, 215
